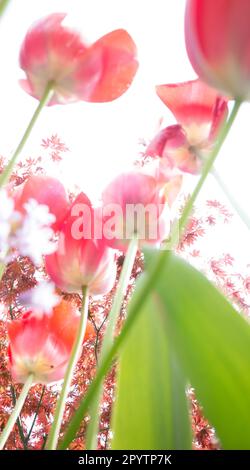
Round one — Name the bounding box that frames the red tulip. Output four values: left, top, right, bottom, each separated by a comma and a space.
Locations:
45, 193, 116, 295
19, 13, 138, 105
101, 171, 167, 251
14, 175, 69, 231
185, 0, 250, 100
7, 299, 94, 384
147, 80, 228, 174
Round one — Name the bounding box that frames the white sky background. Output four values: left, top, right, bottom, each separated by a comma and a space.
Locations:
0, 0, 249, 266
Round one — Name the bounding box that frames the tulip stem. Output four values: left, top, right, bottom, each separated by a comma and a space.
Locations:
46, 286, 89, 450
0, 0, 10, 18
59, 100, 242, 449
212, 166, 250, 230
0, 81, 54, 189
0, 374, 34, 450
86, 238, 138, 450
171, 100, 242, 243
0, 262, 5, 282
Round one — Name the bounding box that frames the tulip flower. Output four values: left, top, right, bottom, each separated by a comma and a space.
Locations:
13, 175, 69, 231
147, 80, 228, 174
7, 299, 94, 384
101, 171, 167, 251
45, 193, 116, 295
185, 0, 250, 100
19, 13, 138, 105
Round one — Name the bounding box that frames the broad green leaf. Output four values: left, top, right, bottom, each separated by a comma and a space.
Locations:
111, 284, 192, 450
145, 250, 250, 450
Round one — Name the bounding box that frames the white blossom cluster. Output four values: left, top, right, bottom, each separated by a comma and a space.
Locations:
19, 281, 60, 317
0, 189, 56, 265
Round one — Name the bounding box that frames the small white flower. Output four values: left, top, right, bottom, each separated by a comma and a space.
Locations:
19, 281, 60, 318
0, 222, 11, 257
0, 189, 15, 221
0, 194, 56, 266
23, 199, 56, 226
0, 190, 20, 260
13, 218, 56, 265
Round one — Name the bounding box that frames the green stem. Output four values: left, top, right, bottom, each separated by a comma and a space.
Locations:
0, 262, 5, 282
10, 385, 27, 450
60, 278, 147, 450
0, 0, 10, 18
0, 82, 54, 189
59, 100, 241, 450
46, 286, 89, 450
0, 374, 33, 450
86, 238, 138, 450
212, 167, 250, 230
176, 100, 242, 240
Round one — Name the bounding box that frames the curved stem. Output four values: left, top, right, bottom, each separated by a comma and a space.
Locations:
0, 262, 5, 282
176, 100, 242, 240
0, 374, 33, 450
86, 238, 138, 449
0, 82, 54, 189
60, 100, 241, 450
46, 286, 89, 450
0, 0, 10, 18
101, 238, 138, 359
212, 167, 250, 230
10, 385, 27, 450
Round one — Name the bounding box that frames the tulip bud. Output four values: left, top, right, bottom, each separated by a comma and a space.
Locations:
13, 175, 69, 231
185, 0, 250, 100
7, 300, 94, 384
45, 193, 117, 295
101, 171, 168, 251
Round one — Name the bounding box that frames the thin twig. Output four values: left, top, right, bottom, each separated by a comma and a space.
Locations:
25, 386, 46, 446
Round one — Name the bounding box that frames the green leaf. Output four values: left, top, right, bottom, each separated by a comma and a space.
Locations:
145, 250, 250, 450
111, 284, 192, 450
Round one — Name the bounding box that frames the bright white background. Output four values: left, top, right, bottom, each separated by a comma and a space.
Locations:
0, 0, 249, 265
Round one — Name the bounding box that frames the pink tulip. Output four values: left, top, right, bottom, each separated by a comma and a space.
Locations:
45, 193, 116, 295
185, 0, 250, 100
14, 175, 69, 231
8, 299, 94, 384
101, 171, 167, 251
147, 79, 228, 174
19, 13, 138, 105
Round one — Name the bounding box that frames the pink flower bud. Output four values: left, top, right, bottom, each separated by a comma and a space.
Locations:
45, 193, 116, 295
7, 300, 94, 384
101, 171, 167, 251
19, 13, 138, 105
14, 175, 69, 231
185, 0, 250, 100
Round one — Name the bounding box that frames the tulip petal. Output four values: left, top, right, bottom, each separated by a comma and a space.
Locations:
146, 124, 187, 159
15, 175, 69, 231
185, 0, 250, 99
77, 29, 139, 102
156, 79, 227, 127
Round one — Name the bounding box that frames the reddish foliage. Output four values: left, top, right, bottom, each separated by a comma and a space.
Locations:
0, 136, 248, 450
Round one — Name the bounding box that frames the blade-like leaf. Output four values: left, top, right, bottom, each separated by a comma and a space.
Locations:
145, 250, 250, 450
111, 286, 192, 450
